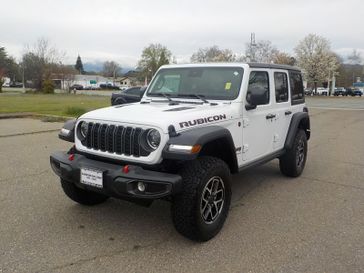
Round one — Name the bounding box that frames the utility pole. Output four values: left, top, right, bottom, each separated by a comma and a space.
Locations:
22, 62, 25, 93
250, 33, 257, 62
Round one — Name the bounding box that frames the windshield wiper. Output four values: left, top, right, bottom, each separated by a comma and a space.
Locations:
148, 92, 179, 105
177, 93, 209, 104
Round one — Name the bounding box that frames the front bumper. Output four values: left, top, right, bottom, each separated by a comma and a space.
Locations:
50, 151, 182, 200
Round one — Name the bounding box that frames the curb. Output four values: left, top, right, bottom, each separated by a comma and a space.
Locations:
0, 113, 73, 122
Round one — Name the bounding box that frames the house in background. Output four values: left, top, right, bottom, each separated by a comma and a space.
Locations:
114, 70, 143, 88
1, 77, 11, 87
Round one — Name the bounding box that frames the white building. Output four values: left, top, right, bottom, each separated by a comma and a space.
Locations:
1, 77, 11, 87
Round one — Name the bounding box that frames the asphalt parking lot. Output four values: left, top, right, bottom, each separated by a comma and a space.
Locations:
0, 98, 363, 273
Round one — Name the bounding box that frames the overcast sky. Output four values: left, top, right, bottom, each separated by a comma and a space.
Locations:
2, 0, 364, 68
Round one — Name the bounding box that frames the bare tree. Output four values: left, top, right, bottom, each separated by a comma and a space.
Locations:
102, 61, 121, 80
244, 40, 278, 63
294, 34, 339, 93
22, 38, 64, 91
191, 46, 236, 63
347, 49, 362, 65
272, 52, 296, 65
57, 64, 78, 92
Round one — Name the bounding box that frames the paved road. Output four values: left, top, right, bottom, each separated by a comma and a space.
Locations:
306, 96, 364, 110
0, 101, 364, 273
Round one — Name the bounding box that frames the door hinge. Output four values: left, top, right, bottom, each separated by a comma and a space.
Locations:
242, 144, 249, 153
242, 118, 249, 128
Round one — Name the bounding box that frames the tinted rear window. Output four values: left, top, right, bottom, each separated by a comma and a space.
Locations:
289, 71, 304, 104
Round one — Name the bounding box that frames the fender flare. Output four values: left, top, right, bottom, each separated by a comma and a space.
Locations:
284, 112, 310, 150
162, 126, 238, 172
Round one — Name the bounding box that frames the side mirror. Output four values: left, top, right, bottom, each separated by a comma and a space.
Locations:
245, 87, 269, 110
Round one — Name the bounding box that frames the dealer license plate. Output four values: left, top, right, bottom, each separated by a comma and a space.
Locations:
80, 168, 103, 188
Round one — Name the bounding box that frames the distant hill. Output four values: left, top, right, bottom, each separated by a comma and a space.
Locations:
83, 62, 134, 75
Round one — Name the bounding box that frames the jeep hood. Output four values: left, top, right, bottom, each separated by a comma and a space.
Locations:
80, 102, 237, 134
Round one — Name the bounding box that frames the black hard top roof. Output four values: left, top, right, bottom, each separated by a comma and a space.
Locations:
248, 62, 301, 72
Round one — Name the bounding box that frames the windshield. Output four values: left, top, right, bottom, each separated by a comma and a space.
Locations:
146, 67, 244, 100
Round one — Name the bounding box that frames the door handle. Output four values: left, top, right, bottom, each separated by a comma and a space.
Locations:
285, 111, 292, 115
266, 114, 276, 119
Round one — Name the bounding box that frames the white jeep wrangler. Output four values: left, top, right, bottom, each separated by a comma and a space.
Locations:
50, 63, 310, 241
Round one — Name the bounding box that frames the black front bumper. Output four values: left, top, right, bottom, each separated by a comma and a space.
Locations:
50, 151, 182, 200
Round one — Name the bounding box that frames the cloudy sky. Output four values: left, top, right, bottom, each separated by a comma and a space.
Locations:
2, 0, 364, 68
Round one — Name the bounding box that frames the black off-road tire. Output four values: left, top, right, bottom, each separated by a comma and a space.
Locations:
61, 179, 109, 206
171, 156, 232, 241
279, 129, 307, 177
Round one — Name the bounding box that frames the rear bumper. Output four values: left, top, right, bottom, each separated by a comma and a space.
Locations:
50, 151, 182, 200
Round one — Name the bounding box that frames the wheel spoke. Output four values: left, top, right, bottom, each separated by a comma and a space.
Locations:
212, 179, 219, 194
215, 189, 223, 196
202, 195, 209, 203
200, 176, 225, 224
201, 201, 208, 213
203, 204, 212, 220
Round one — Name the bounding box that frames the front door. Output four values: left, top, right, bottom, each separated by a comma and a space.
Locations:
242, 70, 275, 163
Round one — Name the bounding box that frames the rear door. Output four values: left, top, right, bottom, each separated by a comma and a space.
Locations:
272, 70, 291, 150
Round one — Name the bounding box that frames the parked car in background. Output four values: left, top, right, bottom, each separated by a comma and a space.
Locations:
99, 83, 120, 90
304, 88, 313, 96
315, 87, 328, 96
347, 88, 363, 97
111, 86, 147, 105
333, 87, 346, 96
70, 84, 84, 90
9, 82, 23, 88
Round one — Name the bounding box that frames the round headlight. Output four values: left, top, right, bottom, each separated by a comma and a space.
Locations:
146, 129, 161, 150
80, 122, 89, 138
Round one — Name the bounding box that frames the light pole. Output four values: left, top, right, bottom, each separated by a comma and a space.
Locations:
22, 62, 26, 93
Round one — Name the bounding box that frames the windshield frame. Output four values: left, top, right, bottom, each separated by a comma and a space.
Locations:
145, 66, 244, 101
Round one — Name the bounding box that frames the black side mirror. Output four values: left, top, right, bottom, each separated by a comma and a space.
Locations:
245, 87, 269, 110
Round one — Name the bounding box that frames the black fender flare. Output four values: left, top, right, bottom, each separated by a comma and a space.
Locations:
162, 126, 238, 173
114, 97, 127, 105
284, 112, 310, 150
59, 119, 76, 142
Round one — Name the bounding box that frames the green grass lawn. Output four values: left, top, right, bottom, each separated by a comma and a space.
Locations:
0, 93, 109, 117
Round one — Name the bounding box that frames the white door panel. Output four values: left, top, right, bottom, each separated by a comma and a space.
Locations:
242, 70, 274, 163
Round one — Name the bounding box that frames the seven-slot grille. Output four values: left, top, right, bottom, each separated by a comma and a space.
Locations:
82, 122, 149, 157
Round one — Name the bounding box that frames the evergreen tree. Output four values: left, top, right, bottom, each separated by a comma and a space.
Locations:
75, 55, 84, 74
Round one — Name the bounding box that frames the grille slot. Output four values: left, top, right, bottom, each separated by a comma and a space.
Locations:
81, 123, 150, 157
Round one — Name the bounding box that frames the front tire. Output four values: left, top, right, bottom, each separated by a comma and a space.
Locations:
171, 157, 231, 241
61, 179, 109, 206
279, 129, 307, 177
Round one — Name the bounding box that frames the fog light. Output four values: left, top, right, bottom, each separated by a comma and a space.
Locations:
137, 182, 146, 192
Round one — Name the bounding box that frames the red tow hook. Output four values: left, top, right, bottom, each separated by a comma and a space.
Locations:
122, 165, 130, 174
68, 154, 75, 161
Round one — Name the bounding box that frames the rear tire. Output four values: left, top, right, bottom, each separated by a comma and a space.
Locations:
61, 179, 109, 206
171, 157, 231, 241
280, 129, 307, 177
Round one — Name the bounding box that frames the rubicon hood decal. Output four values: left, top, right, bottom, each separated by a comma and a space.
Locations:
179, 114, 227, 129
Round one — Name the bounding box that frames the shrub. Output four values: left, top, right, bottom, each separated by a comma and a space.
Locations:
42, 79, 55, 94
64, 106, 87, 117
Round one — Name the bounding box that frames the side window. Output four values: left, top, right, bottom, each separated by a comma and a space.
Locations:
246, 71, 270, 105
126, 88, 141, 95
274, 72, 289, 103
289, 71, 304, 104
